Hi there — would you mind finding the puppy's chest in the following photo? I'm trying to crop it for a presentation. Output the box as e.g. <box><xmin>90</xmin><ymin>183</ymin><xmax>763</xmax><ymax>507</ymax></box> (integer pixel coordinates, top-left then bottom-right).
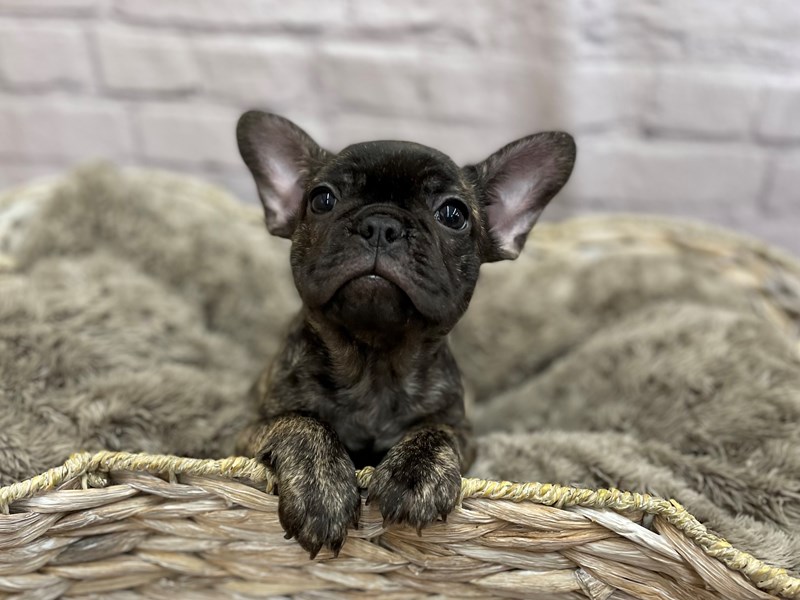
<box><xmin>320</xmin><ymin>375</ymin><xmax>424</xmax><ymax>456</ymax></box>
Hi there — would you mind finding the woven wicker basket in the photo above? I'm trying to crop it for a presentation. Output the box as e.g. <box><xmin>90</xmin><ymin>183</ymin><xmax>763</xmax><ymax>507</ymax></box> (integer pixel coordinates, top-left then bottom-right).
<box><xmin>1</xmin><ymin>173</ymin><xmax>800</xmax><ymax>600</ymax></box>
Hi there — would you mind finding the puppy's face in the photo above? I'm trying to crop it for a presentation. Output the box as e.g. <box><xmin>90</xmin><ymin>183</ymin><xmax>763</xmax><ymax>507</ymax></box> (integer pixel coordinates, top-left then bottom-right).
<box><xmin>291</xmin><ymin>141</ymin><xmax>484</xmax><ymax>338</ymax></box>
<box><xmin>237</xmin><ymin>112</ymin><xmax>576</xmax><ymax>343</ymax></box>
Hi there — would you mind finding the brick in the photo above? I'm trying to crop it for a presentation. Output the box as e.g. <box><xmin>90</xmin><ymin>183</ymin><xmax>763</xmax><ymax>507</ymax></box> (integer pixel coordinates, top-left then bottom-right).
<box><xmin>686</xmin><ymin>36</ymin><xmax>800</xmax><ymax>69</ymax></box>
<box><xmin>410</xmin><ymin>1</ymin><xmax>582</xmax><ymax>58</ymax></box>
<box><xmin>645</xmin><ymin>70</ymin><xmax>761</xmax><ymax>138</ymax></box>
<box><xmin>675</xmin><ymin>1</ymin><xmax>800</xmax><ymax>37</ymax></box>
<box><xmin>348</xmin><ymin>0</ymin><xmax>490</xmax><ymax>46</ymax></box>
<box><xmin>406</xmin><ymin>1</ymin><xmax>681</xmax><ymax>61</ymax></box>
<box><xmin>113</xmin><ymin>0</ymin><xmax>346</xmax><ymax>29</ymax></box>
<box><xmin>690</xmin><ymin>7</ymin><xmax>800</xmax><ymax>67</ymax></box>
<box><xmin>349</xmin><ymin>0</ymin><xmax>592</xmax><ymax>59</ymax></box>
<box><xmin>569</xmin><ymin>2</ymin><xmax>800</xmax><ymax>66</ymax></box>
<box><xmin>318</xmin><ymin>46</ymin><xmax>428</xmax><ymax>118</ymax></box>
<box><xmin>0</xmin><ymin>0</ymin><xmax>98</xmax><ymax>16</ymax></box>
<box><xmin>350</xmin><ymin>0</ymin><xmax>465</xmax><ymax>28</ymax></box>
<box><xmin>94</xmin><ymin>27</ymin><xmax>199</xmax><ymax>94</ymax></box>
<box><xmin>423</xmin><ymin>62</ymin><xmax>550</xmax><ymax>126</ymax></box>
<box><xmin>135</xmin><ymin>105</ymin><xmax>241</xmax><ymax>167</ymax></box>
<box><xmin>320</xmin><ymin>46</ymin><xmax>651</xmax><ymax>134</ymax></box>
<box><xmin>319</xmin><ymin>45</ymin><xmax>553</xmax><ymax>126</ymax></box>
<box><xmin>0</xmin><ymin>23</ymin><xmax>92</xmax><ymax>89</ymax></box>
<box><xmin>194</xmin><ymin>39</ymin><xmax>316</xmax><ymax>108</ymax></box>
<box><xmin>560</xmin><ymin>66</ymin><xmax>654</xmax><ymax>130</ymax></box>
<box><xmin>757</xmin><ymin>83</ymin><xmax>800</xmax><ymax>142</ymax></box>
<box><xmin>575</xmin><ymin>4</ymin><xmax>683</xmax><ymax>60</ymax></box>
<box><xmin>0</xmin><ymin>101</ymin><xmax>132</xmax><ymax>161</ymax></box>
<box><xmin>766</xmin><ymin>151</ymin><xmax>800</xmax><ymax>216</ymax></box>
<box><xmin>571</xmin><ymin>141</ymin><xmax>767</xmax><ymax>212</ymax></box>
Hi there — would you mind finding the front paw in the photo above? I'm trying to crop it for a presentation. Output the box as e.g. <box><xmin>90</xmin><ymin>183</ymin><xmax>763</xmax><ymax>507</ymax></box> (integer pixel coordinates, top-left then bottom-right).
<box><xmin>367</xmin><ymin>430</ymin><xmax>462</xmax><ymax>533</ymax></box>
<box><xmin>275</xmin><ymin>458</ymin><xmax>361</xmax><ymax>559</ymax></box>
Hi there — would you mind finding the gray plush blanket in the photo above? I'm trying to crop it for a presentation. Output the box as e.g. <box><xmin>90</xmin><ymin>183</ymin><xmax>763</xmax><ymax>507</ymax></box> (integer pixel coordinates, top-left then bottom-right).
<box><xmin>1</xmin><ymin>165</ymin><xmax>798</xmax><ymax>575</ymax></box>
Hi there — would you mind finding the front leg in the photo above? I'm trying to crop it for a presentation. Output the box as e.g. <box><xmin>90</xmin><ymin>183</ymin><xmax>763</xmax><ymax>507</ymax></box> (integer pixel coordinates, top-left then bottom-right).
<box><xmin>247</xmin><ymin>414</ymin><xmax>361</xmax><ymax>559</ymax></box>
<box><xmin>368</xmin><ymin>423</ymin><xmax>474</xmax><ymax>533</ymax></box>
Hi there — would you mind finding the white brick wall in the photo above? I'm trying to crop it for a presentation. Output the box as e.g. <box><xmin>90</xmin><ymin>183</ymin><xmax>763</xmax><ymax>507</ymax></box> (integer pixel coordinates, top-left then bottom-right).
<box><xmin>0</xmin><ymin>100</ymin><xmax>132</xmax><ymax>160</ymax></box>
<box><xmin>95</xmin><ymin>27</ymin><xmax>200</xmax><ymax>94</ymax></box>
<box><xmin>758</xmin><ymin>84</ymin><xmax>800</xmax><ymax>143</ymax></box>
<box><xmin>0</xmin><ymin>0</ymin><xmax>799</xmax><ymax>255</ymax></box>
<box><xmin>645</xmin><ymin>70</ymin><xmax>762</xmax><ymax>140</ymax></box>
<box><xmin>769</xmin><ymin>152</ymin><xmax>800</xmax><ymax>215</ymax></box>
<box><xmin>0</xmin><ymin>23</ymin><xmax>92</xmax><ymax>89</ymax></box>
<box><xmin>135</xmin><ymin>104</ymin><xmax>240</xmax><ymax>166</ymax></box>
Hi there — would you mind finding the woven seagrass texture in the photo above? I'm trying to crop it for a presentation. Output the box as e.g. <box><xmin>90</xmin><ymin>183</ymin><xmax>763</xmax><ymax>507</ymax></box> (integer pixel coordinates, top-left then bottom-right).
<box><xmin>1</xmin><ymin>171</ymin><xmax>800</xmax><ymax>599</ymax></box>
<box><xmin>1</xmin><ymin>451</ymin><xmax>797</xmax><ymax>600</ymax></box>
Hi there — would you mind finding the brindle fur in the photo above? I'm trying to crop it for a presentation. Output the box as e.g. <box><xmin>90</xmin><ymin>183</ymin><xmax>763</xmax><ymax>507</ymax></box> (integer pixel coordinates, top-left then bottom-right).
<box><xmin>236</xmin><ymin>111</ymin><xmax>575</xmax><ymax>558</ymax></box>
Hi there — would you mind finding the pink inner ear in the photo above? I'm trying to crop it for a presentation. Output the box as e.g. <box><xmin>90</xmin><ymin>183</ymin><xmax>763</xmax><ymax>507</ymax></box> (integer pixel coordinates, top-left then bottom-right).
<box><xmin>268</xmin><ymin>156</ymin><xmax>301</xmax><ymax>204</ymax></box>
<box><xmin>260</xmin><ymin>154</ymin><xmax>303</xmax><ymax>234</ymax></box>
<box><xmin>238</xmin><ymin>111</ymin><xmax>326</xmax><ymax>238</ymax></box>
<box><xmin>478</xmin><ymin>131</ymin><xmax>575</xmax><ymax>260</ymax></box>
<box><xmin>486</xmin><ymin>172</ymin><xmax>543</xmax><ymax>259</ymax></box>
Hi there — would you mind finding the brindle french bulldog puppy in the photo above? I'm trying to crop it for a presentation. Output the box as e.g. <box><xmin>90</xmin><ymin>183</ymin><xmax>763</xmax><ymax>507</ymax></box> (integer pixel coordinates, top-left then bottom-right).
<box><xmin>236</xmin><ymin>111</ymin><xmax>575</xmax><ymax>558</ymax></box>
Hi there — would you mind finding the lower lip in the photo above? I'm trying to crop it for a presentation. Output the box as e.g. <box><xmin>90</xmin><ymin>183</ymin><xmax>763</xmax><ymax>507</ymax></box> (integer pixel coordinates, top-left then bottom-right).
<box><xmin>354</xmin><ymin>274</ymin><xmax>393</xmax><ymax>287</ymax></box>
<box><xmin>342</xmin><ymin>273</ymin><xmax>398</xmax><ymax>294</ymax></box>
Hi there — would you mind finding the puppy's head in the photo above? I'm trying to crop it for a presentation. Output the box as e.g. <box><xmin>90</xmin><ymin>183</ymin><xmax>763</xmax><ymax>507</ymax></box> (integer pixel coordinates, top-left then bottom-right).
<box><xmin>238</xmin><ymin>111</ymin><xmax>575</xmax><ymax>343</ymax></box>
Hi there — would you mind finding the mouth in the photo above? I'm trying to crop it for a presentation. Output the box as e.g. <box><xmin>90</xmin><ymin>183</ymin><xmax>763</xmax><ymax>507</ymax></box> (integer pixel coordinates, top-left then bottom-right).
<box><xmin>342</xmin><ymin>273</ymin><xmax>400</xmax><ymax>296</ymax></box>
<box><xmin>351</xmin><ymin>263</ymin><xmax>405</xmax><ymax>288</ymax></box>
<box><xmin>315</xmin><ymin>256</ymin><xmax>416</xmax><ymax>307</ymax></box>
<box><xmin>333</xmin><ymin>267</ymin><xmax>413</xmax><ymax>309</ymax></box>
<box><xmin>324</xmin><ymin>270</ymin><xmax>416</xmax><ymax>334</ymax></box>
<box><xmin>360</xmin><ymin>273</ymin><xmax>390</xmax><ymax>284</ymax></box>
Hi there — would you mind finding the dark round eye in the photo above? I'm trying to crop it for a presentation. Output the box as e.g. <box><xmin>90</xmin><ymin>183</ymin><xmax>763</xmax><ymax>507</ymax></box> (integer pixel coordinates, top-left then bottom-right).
<box><xmin>434</xmin><ymin>200</ymin><xmax>469</xmax><ymax>230</ymax></box>
<box><xmin>309</xmin><ymin>188</ymin><xmax>336</xmax><ymax>214</ymax></box>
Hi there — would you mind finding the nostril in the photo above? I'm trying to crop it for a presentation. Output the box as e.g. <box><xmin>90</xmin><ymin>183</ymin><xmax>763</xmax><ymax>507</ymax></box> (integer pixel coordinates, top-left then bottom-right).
<box><xmin>384</xmin><ymin>226</ymin><xmax>398</xmax><ymax>243</ymax></box>
<box><xmin>358</xmin><ymin>221</ymin><xmax>375</xmax><ymax>240</ymax></box>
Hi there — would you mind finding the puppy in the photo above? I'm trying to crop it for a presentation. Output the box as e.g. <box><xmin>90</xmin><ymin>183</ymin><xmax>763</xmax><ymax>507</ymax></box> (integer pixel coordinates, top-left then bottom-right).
<box><xmin>236</xmin><ymin>111</ymin><xmax>575</xmax><ymax>558</ymax></box>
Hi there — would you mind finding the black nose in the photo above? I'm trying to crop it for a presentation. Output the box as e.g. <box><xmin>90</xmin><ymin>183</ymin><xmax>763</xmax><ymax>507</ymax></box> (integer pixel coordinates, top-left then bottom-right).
<box><xmin>358</xmin><ymin>215</ymin><xmax>403</xmax><ymax>248</ymax></box>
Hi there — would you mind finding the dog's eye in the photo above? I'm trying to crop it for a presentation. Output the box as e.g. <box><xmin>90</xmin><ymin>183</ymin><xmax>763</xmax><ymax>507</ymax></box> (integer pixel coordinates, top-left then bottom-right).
<box><xmin>309</xmin><ymin>189</ymin><xmax>336</xmax><ymax>214</ymax></box>
<box><xmin>434</xmin><ymin>200</ymin><xmax>469</xmax><ymax>230</ymax></box>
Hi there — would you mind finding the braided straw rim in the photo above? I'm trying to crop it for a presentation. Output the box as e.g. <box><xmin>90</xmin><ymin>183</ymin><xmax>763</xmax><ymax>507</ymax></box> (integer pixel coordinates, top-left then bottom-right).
<box><xmin>1</xmin><ymin>451</ymin><xmax>797</xmax><ymax>598</ymax></box>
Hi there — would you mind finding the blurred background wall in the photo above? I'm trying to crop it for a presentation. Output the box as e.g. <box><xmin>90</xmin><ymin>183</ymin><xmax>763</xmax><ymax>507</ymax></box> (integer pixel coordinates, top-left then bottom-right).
<box><xmin>0</xmin><ymin>1</ymin><xmax>798</xmax><ymax>254</ymax></box>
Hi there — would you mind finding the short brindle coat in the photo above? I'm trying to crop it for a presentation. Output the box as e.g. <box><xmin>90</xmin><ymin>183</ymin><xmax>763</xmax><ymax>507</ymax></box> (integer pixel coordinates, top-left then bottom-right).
<box><xmin>236</xmin><ymin>112</ymin><xmax>575</xmax><ymax>557</ymax></box>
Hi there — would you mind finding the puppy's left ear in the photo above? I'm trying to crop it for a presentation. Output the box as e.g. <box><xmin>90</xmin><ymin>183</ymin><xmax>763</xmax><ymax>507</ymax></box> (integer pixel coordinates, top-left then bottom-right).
<box><xmin>237</xmin><ymin>111</ymin><xmax>330</xmax><ymax>238</ymax></box>
<box><xmin>470</xmin><ymin>132</ymin><xmax>576</xmax><ymax>262</ymax></box>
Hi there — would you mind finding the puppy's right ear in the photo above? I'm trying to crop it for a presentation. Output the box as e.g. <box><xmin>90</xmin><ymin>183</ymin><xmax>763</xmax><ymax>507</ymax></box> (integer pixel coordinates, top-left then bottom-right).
<box><xmin>237</xmin><ymin>111</ymin><xmax>330</xmax><ymax>238</ymax></box>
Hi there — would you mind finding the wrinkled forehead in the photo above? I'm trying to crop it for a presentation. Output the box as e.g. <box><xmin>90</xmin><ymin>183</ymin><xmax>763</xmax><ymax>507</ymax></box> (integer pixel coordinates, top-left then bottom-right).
<box><xmin>315</xmin><ymin>141</ymin><xmax>469</xmax><ymax>202</ymax></box>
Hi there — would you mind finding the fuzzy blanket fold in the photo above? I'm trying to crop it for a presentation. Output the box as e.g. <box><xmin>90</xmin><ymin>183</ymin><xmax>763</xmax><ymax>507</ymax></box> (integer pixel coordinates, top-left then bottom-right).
<box><xmin>1</xmin><ymin>165</ymin><xmax>798</xmax><ymax>574</ymax></box>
